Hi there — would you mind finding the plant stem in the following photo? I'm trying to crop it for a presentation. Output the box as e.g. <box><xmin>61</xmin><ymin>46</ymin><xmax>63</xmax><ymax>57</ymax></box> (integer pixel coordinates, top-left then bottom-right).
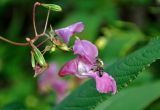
<box><xmin>32</xmin><ymin>33</ymin><xmax>45</xmax><ymax>43</ymax></box>
<box><xmin>37</xmin><ymin>37</ymin><xmax>50</xmax><ymax>47</ymax></box>
<box><xmin>0</xmin><ymin>2</ymin><xmax>51</xmax><ymax>47</ymax></box>
<box><xmin>33</xmin><ymin>2</ymin><xmax>41</xmax><ymax>36</ymax></box>
<box><xmin>0</xmin><ymin>36</ymin><xmax>29</xmax><ymax>46</ymax></box>
<box><xmin>43</xmin><ymin>10</ymin><xmax>50</xmax><ymax>34</ymax></box>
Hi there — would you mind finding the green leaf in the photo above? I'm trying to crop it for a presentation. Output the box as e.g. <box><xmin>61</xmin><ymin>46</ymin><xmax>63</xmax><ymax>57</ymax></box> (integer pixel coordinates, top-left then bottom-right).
<box><xmin>95</xmin><ymin>81</ymin><xmax>160</xmax><ymax>110</ymax></box>
<box><xmin>41</xmin><ymin>4</ymin><xmax>62</xmax><ymax>12</ymax></box>
<box><xmin>54</xmin><ymin>39</ymin><xmax>160</xmax><ymax>110</ymax></box>
<box><xmin>146</xmin><ymin>98</ymin><xmax>160</xmax><ymax>110</ymax></box>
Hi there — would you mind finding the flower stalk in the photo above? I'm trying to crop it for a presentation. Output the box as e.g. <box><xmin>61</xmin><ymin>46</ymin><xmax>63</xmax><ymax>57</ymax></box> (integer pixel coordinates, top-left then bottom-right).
<box><xmin>0</xmin><ymin>36</ymin><xmax>29</xmax><ymax>46</ymax></box>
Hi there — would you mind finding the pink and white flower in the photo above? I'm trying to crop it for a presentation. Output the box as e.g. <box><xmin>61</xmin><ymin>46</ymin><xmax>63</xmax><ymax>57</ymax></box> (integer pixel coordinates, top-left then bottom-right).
<box><xmin>59</xmin><ymin>39</ymin><xmax>117</xmax><ymax>94</ymax></box>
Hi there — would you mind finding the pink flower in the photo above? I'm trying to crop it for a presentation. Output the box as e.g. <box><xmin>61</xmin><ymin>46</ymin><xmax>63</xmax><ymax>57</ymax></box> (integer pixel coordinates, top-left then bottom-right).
<box><xmin>55</xmin><ymin>22</ymin><xmax>84</xmax><ymax>44</ymax></box>
<box><xmin>59</xmin><ymin>39</ymin><xmax>117</xmax><ymax>94</ymax></box>
<box><xmin>38</xmin><ymin>63</ymin><xmax>68</xmax><ymax>103</ymax></box>
<box><xmin>34</xmin><ymin>64</ymin><xmax>48</xmax><ymax>77</ymax></box>
<box><xmin>35</xmin><ymin>64</ymin><xmax>43</xmax><ymax>77</ymax></box>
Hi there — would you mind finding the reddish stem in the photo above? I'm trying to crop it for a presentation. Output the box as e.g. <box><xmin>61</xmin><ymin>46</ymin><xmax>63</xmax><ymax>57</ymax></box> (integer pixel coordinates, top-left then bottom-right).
<box><xmin>43</xmin><ymin>10</ymin><xmax>50</xmax><ymax>34</ymax></box>
<box><xmin>33</xmin><ymin>2</ymin><xmax>41</xmax><ymax>36</ymax></box>
<box><xmin>0</xmin><ymin>2</ymin><xmax>51</xmax><ymax>47</ymax></box>
<box><xmin>0</xmin><ymin>36</ymin><xmax>29</xmax><ymax>46</ymax></box>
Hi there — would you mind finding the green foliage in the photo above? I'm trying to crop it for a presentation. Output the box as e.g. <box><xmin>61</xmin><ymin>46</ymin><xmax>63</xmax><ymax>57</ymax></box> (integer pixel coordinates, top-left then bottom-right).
<box><xmin>101</xmin><ymin>21</ymin><xmax>145</xmax><ymax>64</ymax></box>
<box><xmin>54</xmin><ymin>39</ymin><xmax>160</xmax><ymax>110</ymax></box>
<box><xmin>146</xmin><ymin>98</ymin><xmax>160</xmax><ymax>110</ymax></box>
<box><xmin>95</xmin><ymin>81</ymin><xmax>160</xmax><ymax>110</ymax></box>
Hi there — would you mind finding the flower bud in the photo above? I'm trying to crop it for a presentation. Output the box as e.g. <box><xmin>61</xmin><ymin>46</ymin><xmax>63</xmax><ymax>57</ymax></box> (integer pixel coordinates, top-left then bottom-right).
<box><xmin>41</xmin><ymin>4</ymin><xmax>62</xmax><ymax>12</ymax></box>
<box><xmin>50</xmin><ymin>45</ymin><xmax>56</xmax><ymax>52</ymax></box>
<box><xmin>58</xmin><ymin>43</ymin><xmax>71</xmax><ymax>51</ymax></box>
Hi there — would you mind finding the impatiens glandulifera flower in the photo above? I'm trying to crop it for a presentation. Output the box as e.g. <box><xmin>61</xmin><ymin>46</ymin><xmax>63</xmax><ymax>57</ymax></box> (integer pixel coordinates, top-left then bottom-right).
<box><xmin>55</xmin><ymin>22</ymin><xmax>84</xmax><ymax>44</ymax></box>
<box><xmin>38</xmin><ymin>63</ymin><xmax>69</xmax><ymax>103</ymax></box>
<box><xmin>59</xmin><ymin>39</ymin><xmax>117</xmax><ymax>94</ymax></box>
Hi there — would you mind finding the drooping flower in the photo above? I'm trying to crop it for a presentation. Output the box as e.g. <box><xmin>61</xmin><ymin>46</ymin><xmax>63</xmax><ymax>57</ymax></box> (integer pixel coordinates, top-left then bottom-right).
<box><xmin>34</xmin><ymin>64</ymin><xmax>46</xmax><ymax>77</ymax></box>
<box><xmin>59</xmin><ymin>39</ymin><xmax>117</xmax><ymax>94</ymax></box>
<box><xmin>55</xmin><ymin>22</ymin><xmax>84</xmax><ymax>44</ymax></box>
<box><xmin>38</xmin><ymin>63</ymin><xmax>69</xmax><ymax>103</ymax></box>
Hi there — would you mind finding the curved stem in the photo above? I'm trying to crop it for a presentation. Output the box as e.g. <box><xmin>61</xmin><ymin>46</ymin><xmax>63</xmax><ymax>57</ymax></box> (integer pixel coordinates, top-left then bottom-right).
<box><xmin>43</xmin><ymin>10</ymin><xmax>50</xmax><ymax>34</ymax></box>
<box><xmin>0</xmin><ymin>2</ymin><xmax>51</xmax><ymax>47</ymax></box>
<box><xmin>33</xmin><ymin>2</ymin><xmax>41</xmax><ymax>36</ymax></box>
<box><xmin>0</xmin><ymin>36</ymin><xmax>29</xmax><ymax>46</ymax></box>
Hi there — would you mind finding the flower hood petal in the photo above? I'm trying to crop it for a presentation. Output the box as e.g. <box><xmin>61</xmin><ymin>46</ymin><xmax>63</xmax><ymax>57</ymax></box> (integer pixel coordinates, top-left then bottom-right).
<box><xmin>55</xmin><ymin>22</ymin><xmax>84</xmax><ymax>43</ymax></box>
<box><xmin>58</xmin><ymin>59</ymin><xmax>78</xmax><ymax>77</ymax></box>
<box><xmin>39</xmin><ymin>63</ymin><xmax>57</xmax><ymax>82</ymax></box>
<box><xmin>73</xmin><ymin>39</ymin><xmax>98</xmax><ymax>64</ymax></box>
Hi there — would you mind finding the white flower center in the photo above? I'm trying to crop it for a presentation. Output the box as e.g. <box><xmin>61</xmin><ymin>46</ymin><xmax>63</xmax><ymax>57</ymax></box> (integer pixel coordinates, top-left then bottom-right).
<box><xmin>77</xmin><ymin>61</ymin><xmax>90</xmax><ymax>78</ymax></box>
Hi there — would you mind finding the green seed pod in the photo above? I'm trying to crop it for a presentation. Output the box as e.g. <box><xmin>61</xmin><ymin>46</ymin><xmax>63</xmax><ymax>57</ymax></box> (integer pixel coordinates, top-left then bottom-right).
<box><xmin>31</xmin><ymin>51</ymin><xmax>36</xmax><ymax>68</ymax></box>
<box><xmin>41</xmin><ymin>4</ymin><xmax>62</xmax><ymax>12</ymax></box>
<box><xmin>30</xmin><ymin>43</ymin><xmax>47</xmax><ymax>67</ymax></box>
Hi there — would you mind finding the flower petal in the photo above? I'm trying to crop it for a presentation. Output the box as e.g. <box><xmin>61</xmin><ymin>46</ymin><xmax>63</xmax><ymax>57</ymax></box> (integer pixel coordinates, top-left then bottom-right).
<box><xmin>39</xmin><ymin>63</ymin><xmax>57</xmax><ymax>82</ymax></box>
<box><xmin>70</xmin><ymin>22</ymin><xmax>84</xmax><ymax>32</ymax></box>
<box><xmin>38</xmin><ymin>63</ymin><xmax>69</xmax><ymax>101</ymax></box>
<box><xmin>55</xmin><ymin>28</ymin><xmax>72</xmax><ymax>43</ymax></box>
<box><xmin>58</xmin><ymin>59</ymin><xmax>78</xmax><ymax>77</ymax></box>
<box><xmin>34</xmin><ymin>64</ymin><xmax>47</xmax><ymax>77</ymax></box>
<box><xmin>90</xmin><ymin>72</ymin><xmax>117</xmax><ymax>94</ymax></box>
<box><xmin>53</xmin><ymin>80</ymin><xmax>68</xmax><ymax>103</ymax></box>
<box><xmin>38</xmin><ymin>63</ymin><xmax>58</xmax><ymax>92</ymax></box>
<box><xmin>40</xmin><ymin>79</ymin><xmax>68</xmax><ymax>103</ymax></box>
<box><xmin>76</xmin><ymin>58</ymin><xmax>94</xmax><ymax>78</ymax></box>
<box><xmin>52</xmin><ymin>80</ymin><xmax>68</xmax><ymax>94</ymax></box>
<box><xmin>46</xmin><ymin>63</ymin><xmax>57</xmax><ymax>75</ymax></box>
<box><xmin>55</xmin><ymin>22</ymin><xmax>84</xmax><ymax>43</ymax></box>
<box><xmin>73</xmin><ymin>39</ymin><xmax>98</xmax><ymax>64</ymax></box>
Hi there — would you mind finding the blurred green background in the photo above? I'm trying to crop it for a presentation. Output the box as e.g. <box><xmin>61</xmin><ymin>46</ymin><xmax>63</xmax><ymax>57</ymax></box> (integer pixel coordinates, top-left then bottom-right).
<box><xmin>0</xmin><ymin>0</ymin><xmax>160</xmax><ymax>110</ymax></box>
